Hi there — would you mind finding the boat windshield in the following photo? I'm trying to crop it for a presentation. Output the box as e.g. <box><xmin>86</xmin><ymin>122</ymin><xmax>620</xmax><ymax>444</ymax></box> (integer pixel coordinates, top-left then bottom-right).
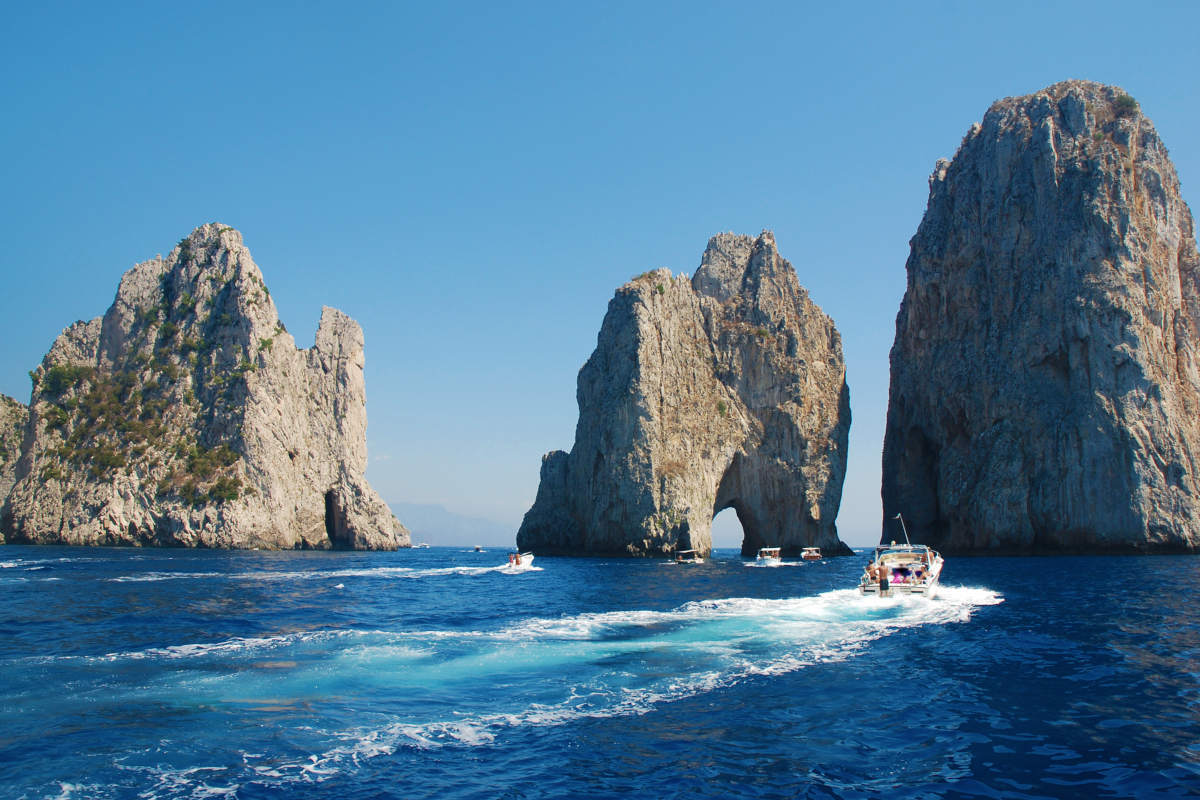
<box><xmin>873</xmin><ymin>545</ymin><xmax>937</xmax><ymax>561</ymax></box>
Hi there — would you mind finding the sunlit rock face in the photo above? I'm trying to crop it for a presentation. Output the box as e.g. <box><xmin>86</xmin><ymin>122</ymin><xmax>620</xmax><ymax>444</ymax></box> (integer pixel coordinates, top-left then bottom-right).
<box><xmin>518</xmin><ymin>231</ymin><xmax>851</xmax><ymax>557</ymax></box>
<box><xmin>883</xmin><ymin>80</ymin><xmax>1200</xmax><ymax>554</ymax></box>
<box><xmin>2</xmin><ymin>224</ymin><xmax>408</xmax><ymax>549</ymax></box>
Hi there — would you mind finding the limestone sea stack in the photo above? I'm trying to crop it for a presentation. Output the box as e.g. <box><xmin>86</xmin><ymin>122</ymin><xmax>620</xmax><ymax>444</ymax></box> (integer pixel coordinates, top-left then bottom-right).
<box><xmin>883</xmin><ymin>80</ymin><xmax>1200</xmax><ymax>553</ymax></box>
<box><xmin>0</xmin><ymin>395</ymin><xmax>28</xmax><ymax>539</ymax></box>
<box><xmin>518</xmin><ymin>231</ymin><xmax>851</xmax><ymax>557</ymax></box>
<box><xmin>2</xmin><ymin>224</ymin><xmax>408</xmax><ymax>549</ymax></box>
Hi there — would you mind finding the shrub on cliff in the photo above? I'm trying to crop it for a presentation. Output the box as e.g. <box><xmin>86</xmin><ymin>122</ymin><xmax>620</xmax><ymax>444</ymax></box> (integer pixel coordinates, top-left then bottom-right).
<box><xmin>1114</xmin><ymin>93</ymin><xmax>1139</xmax><ymax>118</ymax></box>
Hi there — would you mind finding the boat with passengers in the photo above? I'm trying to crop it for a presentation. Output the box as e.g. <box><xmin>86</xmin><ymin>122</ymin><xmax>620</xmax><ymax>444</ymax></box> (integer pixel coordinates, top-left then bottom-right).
<box><xmin>506</xmin><ymin>552</ymin><xmax>535</xmax><ymax>569</ymax></box>
<box><xmin>755</xmin><ymin>546</ymin><xmax>782</xmax><ymax>565</ymax></box>
<box><xmin>858</xmin><ymin>515</ymin><xmax>944</xmax><ymax>597</ymax></box>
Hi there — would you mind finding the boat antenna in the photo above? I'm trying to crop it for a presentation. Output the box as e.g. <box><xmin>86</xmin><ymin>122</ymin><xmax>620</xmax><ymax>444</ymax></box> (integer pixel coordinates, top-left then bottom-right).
<box><xmin>893</xmin><ymin>513</ymin><xmax>911</xmax><ymax>546</ymax></box>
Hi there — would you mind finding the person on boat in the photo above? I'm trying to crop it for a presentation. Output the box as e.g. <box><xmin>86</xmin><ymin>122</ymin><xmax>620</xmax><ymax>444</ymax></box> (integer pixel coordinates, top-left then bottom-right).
<box><xmin>879</xmin><ymin>566</ymin><xmax>890</xmax><ymax>595</ymax></box>
<box><xmin>507</xmin><ymin>553</ymin><xmax>515</xmax><ymax>567</ymax></box>
<box><xmin>514</xmin><ymin>553</ymin><xmax>522</xmax><ymax>566</ymax></box>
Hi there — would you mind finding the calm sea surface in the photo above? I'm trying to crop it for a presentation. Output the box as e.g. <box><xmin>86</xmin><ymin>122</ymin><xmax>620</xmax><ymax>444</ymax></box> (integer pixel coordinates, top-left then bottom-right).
<box><xmin>0</xmin><ymin>545</ymin><xmax>1197</xmax><ymax>799</ymax></box>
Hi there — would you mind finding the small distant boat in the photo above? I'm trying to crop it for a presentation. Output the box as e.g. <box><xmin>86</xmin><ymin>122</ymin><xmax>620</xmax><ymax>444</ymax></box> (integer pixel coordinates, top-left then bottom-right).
<box><xmin>675</xmin><ymin>549</ymin><xmax>703</xmax><ymax>564</ymax></box>
<box><xmin>473</xmin><ymin>545</ymin><xmax>483</xmax><ymax>552</ymax></box>
<box><xmin>414</xmin><ymin>542</ymin><xmax>431</xmax><ymax>549</ymax></box>
<box><xmin>801</xmin><ymin>547</ymin><xmax>822</xmax><ymax>561</ymax></box>
<box><xmin>755</xmin><ymin>547</ymin><xmax>782</xmax><ymax>565</ymax></box>
<box><xmin>505</xmin><ymin>552</ymin><xmax>535</xmax><ymax>569</ymax></box>
<box><xmin>859</xmin><ymin>515</ymin><xmax>944</xmax><ymax>597</ymax></box>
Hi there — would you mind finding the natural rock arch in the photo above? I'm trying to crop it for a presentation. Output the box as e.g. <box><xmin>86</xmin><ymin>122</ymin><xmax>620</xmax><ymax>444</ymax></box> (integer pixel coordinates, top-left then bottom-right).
<box><xmin>518</xmin><ymin>232</ymin><xmax>852</xmax><ymax>557</ymax></box>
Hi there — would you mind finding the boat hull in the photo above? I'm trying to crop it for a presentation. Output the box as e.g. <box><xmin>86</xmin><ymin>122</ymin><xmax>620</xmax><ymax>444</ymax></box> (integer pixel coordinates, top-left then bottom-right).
<box><xmin>859</xmin><ymin>576</ymin><xmax>940</xmax><ymax>598</ymax></box>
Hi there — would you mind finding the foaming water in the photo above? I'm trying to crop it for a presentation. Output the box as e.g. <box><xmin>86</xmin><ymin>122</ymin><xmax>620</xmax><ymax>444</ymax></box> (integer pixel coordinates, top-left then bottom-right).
<box><xmin>107</xmin><ymin>563</ymin><xmax>543</xmax><ymax>583</ymax></box>
<box><xmin>1</xmin><ymin>546</ymin><xmax>1196</xmax><ymax>799</ymax></box>
<box><xmin>245</xmin><ymin>586</ymin><xmax>1004</xmax><ymax>784</ymax></box>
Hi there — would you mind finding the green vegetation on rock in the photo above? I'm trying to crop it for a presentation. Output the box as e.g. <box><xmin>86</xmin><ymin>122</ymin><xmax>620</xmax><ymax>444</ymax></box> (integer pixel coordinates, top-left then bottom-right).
<box><xmin>1114</xmin><ymin>93</ymin><xmax>1139</xmax><ymax>118</ymax></box>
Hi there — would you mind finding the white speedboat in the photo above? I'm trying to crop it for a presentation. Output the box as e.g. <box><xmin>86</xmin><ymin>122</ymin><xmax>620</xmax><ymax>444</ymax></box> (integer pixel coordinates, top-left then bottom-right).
<box><xmin>801</xmin><ymin>547</ymin><xmax>822</xmax><ymax>561</ymax></box>
<box><xmin>755</xmin><ymin>546</ymin><xmax>782</xmax><ymax>565</ymax></box>
<box><xmin>505</xmin><ymin>552</ymin><xmax>535</xmax><ymax>569</ymax></box>
<box><xmin>675</xmin><ymin>549</ymin><xmax>704</xmax><ymax>564</ymax></box>
<box><xmin>859</xmin><ymin>540</ymin><xmax>944</xmax><ymax>597</ymax></box>
<box><xmin>860</xmin><ymin>514</ymin><xmax>944</xmax><ymax>597</ymax></box>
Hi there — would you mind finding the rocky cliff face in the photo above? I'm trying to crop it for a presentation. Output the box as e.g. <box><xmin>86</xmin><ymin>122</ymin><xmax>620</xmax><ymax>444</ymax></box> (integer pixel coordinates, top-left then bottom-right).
<box><xmin>2</xmin><ymin>224</ymin><xmax>408</xmax><ymax>549</ymax></box>
<box><xmin>883</xmin><ymin>80</ymin><xmax>1200</xmax><ymax>553</ymax></box>
<box><xmin>0</xmin><ymin>395</ymin><xmax>28</xmax><ymax>539</ymax></box>
<box><xmin>518</xmin><ymin>232</ymin><xmax>851</xmax><ymax>557</ymax></box>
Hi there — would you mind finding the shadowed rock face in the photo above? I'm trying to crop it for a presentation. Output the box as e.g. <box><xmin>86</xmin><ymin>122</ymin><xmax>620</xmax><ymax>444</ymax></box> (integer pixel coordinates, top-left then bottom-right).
<box><xmin>2</xmin><ymin>224</ymin><xmax>408</xmax><ymax>549</ymax></box>
<box><xmin>883</xmin><ymin>80</ymin><xmax>1200</xmax><ymax>554</ymax></box>
<box><xmin>0</xmin><ymin>395</ymin><xmax>28</xmax><ymax>541</ymax></box>
<box><xmin>518</xmin><ymin>231</ymin><xmax>851</xmax><ymax>557</ymax></box>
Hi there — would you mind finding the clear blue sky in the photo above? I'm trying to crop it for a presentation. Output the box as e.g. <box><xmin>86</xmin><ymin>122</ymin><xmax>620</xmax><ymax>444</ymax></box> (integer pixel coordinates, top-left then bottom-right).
<box><xmin>2</xmin><ymin>1</ymin><xmax>1198</xmax><ymax>547</ymax></box>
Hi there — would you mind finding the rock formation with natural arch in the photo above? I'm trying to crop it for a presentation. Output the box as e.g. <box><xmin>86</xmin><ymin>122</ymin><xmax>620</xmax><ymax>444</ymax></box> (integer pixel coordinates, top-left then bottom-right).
<box><xmin>517</xmin><ymin>231</ymin><xmax>851</xmax><ymax>557</ymax></box>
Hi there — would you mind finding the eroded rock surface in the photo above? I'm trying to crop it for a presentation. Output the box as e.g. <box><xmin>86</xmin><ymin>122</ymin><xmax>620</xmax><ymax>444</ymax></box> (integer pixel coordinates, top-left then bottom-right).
<box><xmin>883</xmin><ymin>80</ymin><xmax>1200</xmax><ymax>553</ymax></box>
<box><xmin>518</xmin><ymin>232</ymin><xmax>851</xmax><ymax>557</ymax></box>
<box><xmin>0</xmin><ymin>395</ymin><xmax>28</xmax><ymax>539</ymax></box>
<box><xmin>2</xmin><ymin>224</ymin><xmax>408</xmax><ymax>549</ymax></box>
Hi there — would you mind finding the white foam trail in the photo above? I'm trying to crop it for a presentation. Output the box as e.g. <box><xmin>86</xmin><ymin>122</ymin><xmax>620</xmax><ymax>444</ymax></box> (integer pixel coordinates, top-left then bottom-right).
<box><xmin>48</xmin><ymin>586</ymin><xmax>1005</xmax><ymax>790</ymax></box>
<box><xmin>86</xmin><ymin>629</ymin><xmax>371</xmax><ymax>663</ymax></box>
<box><xmin>241</xmin><ymin>586</ymin><xmax>1004</xmax><ymax>784</ymax></box>
<box><xmin>108</xmin><ymin>571</ymin><xmax>224</xmax><ymax>583</ymax></box>
<box><xmin>105</xmin><ymin>563</ymin><xmax>536</xmax><ymax>583</ymax></box>
<box><xmin>118</xmin><ymin>765</ymin><xmax>239</xmax><ymax>799</ymax></box>
<box><xmin>47</xmin><ymin>586</ymin><xmax>1000</xmax><ymax>671</ymax></box>
<box><xmin>2</xmin><ymin>557</ymin><xmax>100</xmax><ymax>568</ymax></box>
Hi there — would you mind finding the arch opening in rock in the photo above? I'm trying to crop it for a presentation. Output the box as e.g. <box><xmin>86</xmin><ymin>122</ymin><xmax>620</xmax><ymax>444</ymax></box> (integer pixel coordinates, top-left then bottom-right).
<box><xmin>324</xmin><ymin>489</ymin><xmax>349</xmax><ymax>550</ymax></box>
<box><xmin>710</xmin><ymin>506</ymin><xmax>745</xmax><ymax>552</ymax></box>
<box><xmin>713</xmin><ymin>500</ymin><xmax>767</xmax><ymax>558</ymax></box>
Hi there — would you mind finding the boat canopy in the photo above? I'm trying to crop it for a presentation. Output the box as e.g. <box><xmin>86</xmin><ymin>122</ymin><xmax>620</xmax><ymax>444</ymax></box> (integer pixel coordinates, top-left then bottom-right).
<box><xmin>870</xmin><ymin>543</ymin><xmax>939</xmax><ymax>561</ymax></box>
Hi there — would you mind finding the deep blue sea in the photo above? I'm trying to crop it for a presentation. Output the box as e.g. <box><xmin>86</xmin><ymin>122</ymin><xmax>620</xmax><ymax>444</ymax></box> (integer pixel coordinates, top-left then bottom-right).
<box><xmin>1</xmin><ymin>546</ymin><xmax>1198</xmax><ymax>799</ymax></box>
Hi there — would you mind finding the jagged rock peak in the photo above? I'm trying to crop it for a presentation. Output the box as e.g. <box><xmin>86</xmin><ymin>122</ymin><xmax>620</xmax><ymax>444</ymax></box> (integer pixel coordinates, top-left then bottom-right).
<box><xmin>883</xmin><ymin>81</ymin><xmax>1200</xmax><ymax>554</ymax></box>
<box><xmin>2</xmin><ymin>224</ymin><xmax>409</xmax><ymax>550</ymax></box>
<box><xmin>518</xmin><ymin>231</ymin><xmax>851</xmax><ymax>558</ymax></box>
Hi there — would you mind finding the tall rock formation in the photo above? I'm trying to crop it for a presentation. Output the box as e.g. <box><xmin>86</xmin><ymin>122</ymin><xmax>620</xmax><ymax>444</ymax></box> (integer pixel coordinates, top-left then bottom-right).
<box><xmin>0</xmin><ymin>395</ymin><xmax>29</xmax><ymax>540</ymax></box>
<box><xmin>518</xmin><ymin>231</ymin><xmax>851</xmax><ymax>557</ymax></box>
<box><xmin>883</xmin><ymin>80</ymin><xmax>1200</xmax><ymax>553</ymax></box>
<box><xmin>2</xmin><ymin>224</ymin><xmax>408</xmax><ymax>549</ymax></box>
